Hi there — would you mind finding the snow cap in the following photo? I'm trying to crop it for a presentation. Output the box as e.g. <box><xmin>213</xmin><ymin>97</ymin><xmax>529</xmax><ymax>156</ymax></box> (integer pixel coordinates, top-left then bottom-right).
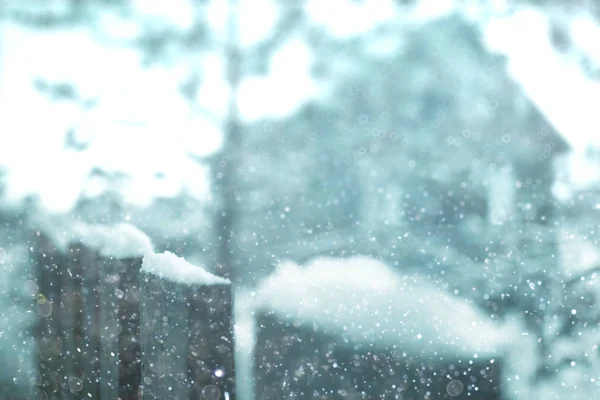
<box><xmin>142</xmin><ymin>250</ymin><xmax>230</xmax><ymax>286</ymax></box>
<box><xmin>255</xmin><ymin>256</ymin><xmax>506</xmax><ymax>359</ymax></box>
<box><xmin>74</xmin><ymin>222</ymin><xmax>154</xmax><ymax>258</ymax></box>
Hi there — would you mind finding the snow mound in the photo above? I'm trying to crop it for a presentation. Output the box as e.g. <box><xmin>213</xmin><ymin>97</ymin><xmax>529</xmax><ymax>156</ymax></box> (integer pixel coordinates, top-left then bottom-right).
<box><xmin>142</xmin><ymin>251</ymin><xmax>230</xmax><ymax>286</ymax></box>
<box><xmin>254</xmin><ymin>256</ymin><xmax>506</xmax><ymax>359</ymax></box>
<box><xmin>74</xmin><ymin>222</ymin><xmax>154</xmax><ymax>259</ymax></box>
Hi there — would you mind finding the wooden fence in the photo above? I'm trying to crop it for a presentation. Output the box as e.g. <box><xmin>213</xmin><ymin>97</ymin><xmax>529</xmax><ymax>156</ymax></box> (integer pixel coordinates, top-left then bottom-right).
<box><xmin>27</xmin><ymin>227</ymin><xmax>516</xmax><ymax>400</ymax></box>
<box><xmin>31</xmin><ymin>231</ymin><xmax>235</xmax><ymax>400</ymax></box>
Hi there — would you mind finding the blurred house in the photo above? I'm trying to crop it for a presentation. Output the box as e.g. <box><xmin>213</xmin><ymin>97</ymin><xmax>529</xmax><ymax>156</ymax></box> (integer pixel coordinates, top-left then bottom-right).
<box><xmin>234</xmin><ymin>14</ymin><xmax>570</xmax><ymax>291</ymax></box>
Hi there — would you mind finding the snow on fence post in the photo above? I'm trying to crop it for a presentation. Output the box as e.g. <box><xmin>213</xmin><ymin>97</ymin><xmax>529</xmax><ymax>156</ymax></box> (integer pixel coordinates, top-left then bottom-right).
<box><xmin>251</xmin><ymin>257</ymin><xmax>535</xmax><ymax>399</ymax></box>
<box><xmin>140</xmin><ymin>251</ymin><xmax>233</xmax><ymax>400</ymax></box>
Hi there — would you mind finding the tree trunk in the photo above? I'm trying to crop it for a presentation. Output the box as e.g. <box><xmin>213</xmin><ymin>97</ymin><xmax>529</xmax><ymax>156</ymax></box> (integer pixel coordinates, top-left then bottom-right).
<box><xmin>213</xmin><ymin>0</ymin><xmax>242</xmax><ymax>283</ymax></box>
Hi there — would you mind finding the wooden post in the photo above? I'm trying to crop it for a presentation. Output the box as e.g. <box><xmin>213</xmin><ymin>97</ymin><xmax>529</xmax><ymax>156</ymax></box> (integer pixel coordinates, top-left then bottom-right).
<box><xmin>140</xmin><ymin>272</ymin><xmax>189</xmax><ymax>399</ymax></box>
<box><xmin>187</xmin><ymin>285</ymin><xmax>235</xmax><ymax>399</ymax></box>
<box><xmin>75</xmin><ymin>244</ymin><xmax>101</xmax><ymax>399</ymax></box>
<box><xmin>31</xmin><ymin>223</ymin><xmax>150</xmax><ymax>399</ymax></box>
<box><xmin>68</xmin><ymin>244</ymin><xmax>144</xmax><ymax>399</ymax></box>
<box><xmin>254</xmin><ymin>312</ymin><xmax>503</xmax><ymax>399</ymax></box>
<box><xmin>33</xmin><ymin>233</ymin><xmax>69</xmax><ymax>399</ymax></box>
<box><xmin>118</xmin><ymin>257</ymin><xmax>143</xmax><ymax>400</ymax></box>
<box><xmin>59</xmin><ymin>242</ymin><xmax>79</xmax><ymax>399</ymax></box>
<box><xmin>97</xmin><ymin>257</ymin><xmax>121</xmax><ymax>399</ymax></box>
<box><xmin>140</xmin><ymin>253</ymin><xmax>234</xmax><ymax>399</ymax></box>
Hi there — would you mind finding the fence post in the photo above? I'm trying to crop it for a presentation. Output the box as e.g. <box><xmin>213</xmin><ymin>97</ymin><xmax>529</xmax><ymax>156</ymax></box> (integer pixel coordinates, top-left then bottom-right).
<box><xmin>59</xmin><ymin>243</ymin><xmax>78</xmax><ymax>399</ymax></box>
<box><xmin>32</xmin><ymin>222</ymin><xmax>150</xmax><ymax>399</ymax></box>
<box><xmin>117</xmin><ymin>256</ymin><xmax>143</xmax><ymax>400</ymax></box>
<box><xmin>33</xmin><ymin>232</ymin><xmax>74</xmax><ymax>399</ymax></box>
<box><xmin>97</xmin><ymin>257</ymin><xmax>121</xmax><ymax>399</ymax></box>
<box><xmin>187</xmin><ymin>284</ymin><xmax>236</xmax><ymax>398</ymax></box>
<box><xmin>140</xmin><ymin>251</ymin><xmax>233</xmax><ymax>400</ymax></box>
<box><xmin>74</xmin><ymin>243</ymin><xmax>101</xmax><ymax>399</ymax></box>
<box><xmin>140</xmin><ymin>272</ymin><xmax>188</xmax><ymax>399</ymax></box>
<box><xmin>68</xmin><ymin>243</ymin><xmax>144</xmax><ymax>399</ymax></box>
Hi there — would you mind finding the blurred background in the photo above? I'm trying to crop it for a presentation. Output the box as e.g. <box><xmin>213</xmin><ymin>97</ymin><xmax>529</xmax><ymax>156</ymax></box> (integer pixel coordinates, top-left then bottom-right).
<box><xmin>1</xmin><ymin>0</ymin><xmax>600</xmax><ymax>399</ymax></box>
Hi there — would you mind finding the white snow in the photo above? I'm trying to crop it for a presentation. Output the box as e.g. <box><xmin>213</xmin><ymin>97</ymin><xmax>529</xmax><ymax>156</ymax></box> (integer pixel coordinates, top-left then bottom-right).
<box><xmin>483</xmin><ymin>9</ymin><xmax>600</xmax><ymax>197</ymax></box>
<box><xmin>27</xmin><ymin>215</ymin><xmax>155</xmax><ymax>257</ymax></box>
<box><xmin>202</xmin><ymin>0</ymin><xmax>322</xmax><ymax>124</ymax></box>
<box><xmin>1</xmin><ymin>2</ymin><xmax>599</xmax><ymax>211</ymax></box>
<box><xmin>0</xmin><ymin>21</ymin><xmax>218</xmax><ymax>213</ymax></box>
<box><xmin>237</xmin><ymin>36</ymin><xmax>322</xmax><ymax>123</ymax></box>
<box><xmin>202</xmin><ymin>0</ymin><xmax>228</xmax><ymax>43</ymax></box>
<box><xmin>74</xmin><ymin>222</ymin><xmax>154</xmax><ymax>259</ymax></box>
<box><xmin>251</xmin><ymin>256</ymin><xmax>538</xmax><ymax>400</ymax></box>
<box><xmin>142</xmin><ymin>251</ymin><xmax>230</xmax><ymax>286</ymax></box>
<box><xmin>194</xmin><ymin>50</ymin><xmax>230</xmax><ymax>122</ymax></box>
<box><xmin>484</xmin><ymin>10</ymin><xmax>600</xmax><ymax>151</ymax></box>
<box><xmin>570</xmin><ymin>13</ymin><xmax>600</xmax><ymax>70</ymax></box>
<box><xmin>238</xmin><ymin>0</ymin><xmax>280</xmax><ymax>49</ymax></box>
<box><xmin>255</xmin><ymin>256</ymin><xmax>508</xmax><ymax>358</ymax></box>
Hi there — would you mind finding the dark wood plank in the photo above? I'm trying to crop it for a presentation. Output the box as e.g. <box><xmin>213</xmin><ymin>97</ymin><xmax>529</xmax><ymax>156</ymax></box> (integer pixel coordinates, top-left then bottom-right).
<box><xmin>254</xmin><ymin>312</ymin><xmax>503</xmax><ymax>400</ymax></box>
